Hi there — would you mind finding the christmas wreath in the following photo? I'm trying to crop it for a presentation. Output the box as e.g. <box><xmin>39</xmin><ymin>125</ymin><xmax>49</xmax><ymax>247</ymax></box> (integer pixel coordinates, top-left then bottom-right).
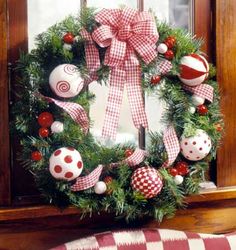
<box><xmin>12</xmin><ymin>7</ymin><xmax>223</xmax><ymax>222</ymax></box>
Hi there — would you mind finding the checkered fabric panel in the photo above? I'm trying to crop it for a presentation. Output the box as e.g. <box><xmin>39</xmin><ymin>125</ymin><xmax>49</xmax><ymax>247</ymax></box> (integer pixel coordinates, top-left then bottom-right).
<box><xmin>182</xmin><ymin>84</ymin><xmax>214</xmax><ymax>103</ymax></box>
<box><xmin>124</xmin><ymin>148</ymin><xmax>147</xmax><ymax>167</ymax></box>
<box><xmin>50</xmin><ymin>229</ymin><xmax>236</xmax><ymax>250</ymax></box>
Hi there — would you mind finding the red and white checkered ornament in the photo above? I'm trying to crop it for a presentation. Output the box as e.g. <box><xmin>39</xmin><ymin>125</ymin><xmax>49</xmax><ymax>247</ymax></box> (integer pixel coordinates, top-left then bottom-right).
<box><xmin>180</xmin><ymin>129</ymin><xmax>212</xmax><ymax>161</ymax></box>
<box><xmin>49</xmin><ymin>147</ymin><xmax>83</xmax><ymax>181</ymax></box>
<box><xmin>49</xmin><ymin>64</ymin><xmax>84</xmax><ymax>98</ymax></box>
<box><xmin>131</xmin><ymin>166</ymin><xmax>163</xmax><ymax>199</ymax></box>
<box><xmin>179</xmin><ymin>54</ymin><xmax>209</xmax><ymax>86</ymax></box>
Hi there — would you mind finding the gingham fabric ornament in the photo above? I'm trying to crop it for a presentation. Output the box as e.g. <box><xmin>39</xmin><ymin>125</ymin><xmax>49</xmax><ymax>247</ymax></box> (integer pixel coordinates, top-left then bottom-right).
<box><xmin>179</xmin><ymin>54</ymin><xmax>209</xmax><ymax>86</ymax></box>
<box><xmin>71</xmin><ymin>165</ymin><xmax>103</xmax><ymax>192</ymax></box>
<box><xmin>49</xmin><ymin>64</ymin><xmax>84</xmax><ymax>98</ymax></box>
<box><xmin>49</xmin><ymin>147</ymin><xmax>83</xmax><ymax>181</ymax></box>
<box><xmin>180</xmin><ymin>129</ymin><xmax>212</xmax><ymax>161</ymax></box>
<box><xmin>131</xmin><ymin>166</ymin><xmax>163</xmax><ymax>199</ymax></box>
<box><xmin>92</xmin><ymin>7</ymin><xmax>159</xmax><ymax>139</ymax></box>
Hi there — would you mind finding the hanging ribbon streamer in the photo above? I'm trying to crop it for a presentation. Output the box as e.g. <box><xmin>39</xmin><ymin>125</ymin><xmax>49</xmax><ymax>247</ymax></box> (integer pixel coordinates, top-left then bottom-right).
<box><xmin>91</xmin><ymin>7</ymin><xmax>159</xmax><ymax>139</ymax></box>
<box><xmin>80</xmin><ymin>28</ymin><xmax>100</xmax><ymax>84</ymax></box>
<box><xmin>162</xmin><ymin>126</ymin><xmax>180</xmax><ymax>167</ymax></box>
<box><xmin>124</xmin><ymin>148</ymin><xmax>148</xmax><ymax>167</ymax></box>
<box><xmin>158</xmin><ymin>59</ymin><xmax>173</xmax><ymax>75</ymax></box>
<box><xmin>40</xmin><ymin>95</ymin><xmax>89</xmax><ymax>134</ymax></box>
<box><xmin>71</xmin><ymin>165</ymin><xmax>103</xmax><ymax>191</ymax></box>
<box><xmin>182</xmin><ymin>84</ymin><xmax>214</xmax><ymax>103</ymax></box>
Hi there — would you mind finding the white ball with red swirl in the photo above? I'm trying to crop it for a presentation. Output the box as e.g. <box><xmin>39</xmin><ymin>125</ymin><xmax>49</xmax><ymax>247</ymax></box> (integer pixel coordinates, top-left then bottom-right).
<box><xmin>49</xmin><ymin>147</ymin><xmax>83</xmax><ymax>181</ymax></box>
<box><xmin>179</xmin><ymin>54</ymin><xmax>209</xmax><ymax>86</ymax></box>
<box><xmin>49</xmin><ymin>64</ymin><xmax>84</xmax><ymax>98</ymax></box>
<box><xmin>131</xmin><ymin>166</ymin><xmax>163</xmax><ymax>199</ymax></box>
<box><xmin>180</xmin><ymin>129</ymin><xmax>212</xmax><ymax>161</ymax></box>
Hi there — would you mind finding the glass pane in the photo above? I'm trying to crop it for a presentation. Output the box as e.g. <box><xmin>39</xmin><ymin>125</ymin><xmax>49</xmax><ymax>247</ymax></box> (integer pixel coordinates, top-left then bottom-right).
<box><xmin>88</xmin><ymin>0</ymin><xmax>138</xmax><ymax>145</ymax></box>
<box><xmin>27</xmin><ymin>0</ymin><xmax>80</xmax><ymax>50</ymax></box>
<box><xmin>145</xmin><ymin>0</ymin><xmax>192</xmax><ymax>142</ymax></box>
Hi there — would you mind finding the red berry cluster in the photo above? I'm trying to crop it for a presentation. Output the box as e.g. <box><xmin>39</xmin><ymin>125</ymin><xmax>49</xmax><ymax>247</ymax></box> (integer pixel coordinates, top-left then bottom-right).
<box><xmin>38</xmin><ymin>112</ymin><xmax>54</xmax><ymax>138</ymax></box>
<box><xmin>169</xmin><ymin>161</ymin><xmax>189</xmax><ymax>177</ymax></box>
<box><xmin>63</xmin><ymin>32</ymin><xmax>75</xmax><ymax>44</ymax></box>
<box><xmin>197</xmin><ymin>104</ymin><xmax>208</xmax><ymax>115</ymax></box>
<box><xmin>164</xmin><ymin>36</ymin><xmax>176</xmax><ymax>60</ymax></box>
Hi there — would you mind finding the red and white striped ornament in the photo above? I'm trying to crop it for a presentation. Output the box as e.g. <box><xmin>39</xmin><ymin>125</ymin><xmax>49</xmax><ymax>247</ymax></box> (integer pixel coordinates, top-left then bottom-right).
<box><xmin>49</xmin><ymin>64</ymin><xmax>84</xmax><ymax>98</ymax></box>
<box><xmin>49</xmin><ymin>147</ymin><xmax>83</xmax><ymax>181</ymax></box>
<box><xmin>131</xmin><ymin>166</ymin><xmax>163</xmax><ymax>199</ymax></box>
<box><xmin>179</xmin><ymin>54</ymin><xmax>209</xmax><ymax>86</ymax></box>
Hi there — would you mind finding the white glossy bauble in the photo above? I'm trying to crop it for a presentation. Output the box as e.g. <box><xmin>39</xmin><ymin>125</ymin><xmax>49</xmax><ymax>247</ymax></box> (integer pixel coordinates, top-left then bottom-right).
<box><xmin>188</xmin><ymin>106</ymin><xmax>196</xmax><ymax>114</ymax></box>
<box><xmin>157</xmin><ymin>43</ymin><xmax>168</xmax><ymax>54</ymax></box>
<box><xmin>191</xmin><ymin>95</ymin><xmax>205</xmax><ymax>106</ymax></box>
<box><xmin>94</xmin><ymin>181</ymin><xmax>107</xmax><ymax>194</ymax></box>
<box><xmin>51</xmin><ymin>121</ymin><xmax>64</xmax><ymax>133</ymax></box>
<box><xmin>63</xmin><ymin>43</ymin><xmax>72</xmax><ymax>51</ymax></box>
<box><xmin>49</xmin><ymin>147</ymin><xmax>83</xmax><ymax>181</ymax></box>
<box><xmin>180</xmin><ymin>129</ymin><xmax>212</xmax><ymax>161</ymax></box>
<box><xmin>49</xmin><ymin>64</ymin><xmax>84</xmax><ymax>98</ymax></box>
<box><xmin>174</xmin><ymin>175</ymin><xmax>184</xmax><ymax>185</ymax></box>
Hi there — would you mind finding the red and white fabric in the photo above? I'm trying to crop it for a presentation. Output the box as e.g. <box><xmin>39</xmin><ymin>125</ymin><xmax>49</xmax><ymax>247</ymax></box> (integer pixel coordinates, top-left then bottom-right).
<box><xmin>91</xmin><ymin>7</ymin><xmax>159</xmax><ymax>139</ymax></box>
<box><xmin>124</xmin><ymin>148</ymin><xmax>147</xmax><ymax>167</ymax></box>
<box><xmin>71</xmin><ymin>165</ymin><xmax>103</xmax><ymax>192</ymax></box>
<box><xmin>39</xmin><ymin>95</ymin><xmax>89</xmax><ymax>134</ymax></box>
<box><xmin>163</xmin><ymin>126</ymin><xmax>180</xmax><ymax>167</ymax></box>
<box><xmin>158</xmin><ymin>59</ymin><xmax>173</xmax><ymax>75</ymax></box>
<box><xmin>51</xmin><ymin>228</ymin><xmax>236</xmax><ymax>250</ymax></box>
<box><xmin>182</xmin><ymin>84</ymin><xmax>214</xmax><ymax>103</ymax></box>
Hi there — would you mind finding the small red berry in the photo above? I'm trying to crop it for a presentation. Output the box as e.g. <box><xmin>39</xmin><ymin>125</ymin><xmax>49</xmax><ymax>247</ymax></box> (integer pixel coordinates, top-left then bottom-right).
<box><xmin>31</xmin><ymin>151</ymin><xmax>42</xmax><ymax>161</ymax></box>
<box><xmin>37</xmin><ymin>112</ymin><xmax>54</xmax><ymax>127</ymax></box>
<box><xmin>39</xmin><ymin>127</ymin><xmax>49</xmax><ymax>138</ymax></box>
<box><xmin>175</xmin><ymin>161</ymin><xmax>189</xmax><ymax>176</ymax></box>
<box><xmin>197</xmin><ymin>104</ymin><xmax>208</xmax><ymax>115</ymax></box>
<box><xmin>164</xmin><ymin>36</ymin><xmax>176</xmax><ymax>49</ymax></box>
<box><xmin>214</xmin><ymin>123</ymin><xmax>223</xmax><ymax>132</ymax></box>
<box><xmin>125</xmin><ymin>149</ymin><xmax>134</xmax><ymax>158</ymax></box>
<box><xmin>169</xmin><ymin>168</ymin><xmax>178</xmax><ymax>177</ymax></box>
<box><xmin>104</xmin><ymin>176</ymin><xmax>113</xmax><ymax>184</ymax></box>
<box><xmin>164</xmin><ymin>50</ymin><xmax>174</xmax><ymax>60</ymax></box>
<box><xmin>151</xmin><ymin>75</ymin><xmax>161</xmax><ymax>85</ymax></box>
<box><xmin>63</xmin><ymin>32</ymin><xmax>75</xmax><ymax>44</ymax></box>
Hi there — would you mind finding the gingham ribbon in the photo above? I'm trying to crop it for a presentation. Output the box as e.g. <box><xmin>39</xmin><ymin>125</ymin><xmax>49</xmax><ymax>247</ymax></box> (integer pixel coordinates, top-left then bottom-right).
<box><xmin>182</xmin><ymin>84</ymin><xmax>214</xmax><ymax>102</ymax></box>
<box><xmin>42</xmin><ymin>96</ymin><xmax>89</xmax><ymax>134</ymax></box>
<box><xmin>162</xmin><ymin>125</ymin><xmax>180</xmax><ymax>167</ymax></box>
<box><xmin>80</xmin><ymin>28</ymin><xmax>100</xmax><ymax>82</ymax></box>
<box><xmin>124</xmin><ymin>148</ymin><xmax>147</xmax><ymax>166</ymax></box>
<box><xmin>92</xmin><ymin>7</ymin><xmax>159</xmax><ymax>139</ymax></box>
<box><xmin>71</xmin><ymin>165</ymin><xmax>103</xmax><ymax>192</ymax></box>
<box><xmin>158</xmin><ymin>59</ymin><xmax>173</xmax><ymax>75</ymax></box>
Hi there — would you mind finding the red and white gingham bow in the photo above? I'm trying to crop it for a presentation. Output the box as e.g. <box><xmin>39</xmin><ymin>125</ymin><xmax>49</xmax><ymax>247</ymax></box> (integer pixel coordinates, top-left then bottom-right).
<box><xmin>182</xmin><ymin>84</ymin><xmax>214</xmax><ymax>102</ymax></box>
<box><xmin>162</xmin><ymin>126</ymin><xmax>180</xmax><ymax>167</ymax></box>
<box><xmin>42</xmin><ymin>95</ymin><xmax>89</xmax><ymax>134</ymax></box>
<box><xmin>92</xmin><ymin>7</ymin><xmax>159</xmax><ymax>139</ymax></box>
<box><xmin>80</xmin><ymin>28</ymin><xmax>100</xmax><ymax>83</ymax></box>
<box><xmin>71</xmin><ymin>165</ymin><xmax>103</xmax><ymax>191</ymax></box>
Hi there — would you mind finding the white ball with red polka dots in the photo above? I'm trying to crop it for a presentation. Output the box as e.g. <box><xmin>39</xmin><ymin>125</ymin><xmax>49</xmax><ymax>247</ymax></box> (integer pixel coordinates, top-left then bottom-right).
<box><xmin>179</xmin><ymin>54</ymin><xmax>209</xmax><ymax>86</ymax></box>
<box><xmin>180</xmin><ymin>129</ymin><xmax>212</xmax><ymax>161</ymax></box>
<box><xmin>49</xmin><ymin>64</ymin><xmax>84</xmax><ymax>98</ymax></box>
<box><xmin>131</xmin><ymin>166</ymin><xmax>163</xmax><ymax>199</ymax></box>
<box><xmin>49</xmin><ymin>147</ymin><xmax>83</xmax><ymax>181</ymax></box>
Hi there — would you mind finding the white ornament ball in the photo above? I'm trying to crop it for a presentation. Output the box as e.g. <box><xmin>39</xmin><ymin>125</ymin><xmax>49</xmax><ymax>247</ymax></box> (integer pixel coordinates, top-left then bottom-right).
<box><xmin>157</xmin><ymin>43</ymin><xmax>168</xmax><ymax>54</ymax></box>
<box><xmin>189</xmin><ymin>106</ymin><xmax>196</xmax><ymax>114</ymax></box>
<box><xmin>179</xmin><ymin>54</ymin><xmax>209</xmax><ymax>86</ymax></box>
<box><xmin>63</xmin><ymin>43</ymin><xmax>72</xmax><ymax>51</ymax></box>
<box><xmin>49</xmin><ymin>147</ymin><xmax>83</xmax><ymax>181</ymax></box>
<box><xmin>180</xmin><ymin>129</ymin><xmax>212</xmax><ymax>161</ymax></box>
<box><xmin>51</xmin><ymin>121</ymin><xmax>64</xmax><ymax>133</ymax></box>
<box><xmin>94</xmin><ymin>181</ymin><xmax>107</xmax><ymax>194</ymax></box>
<box><xmin>49</xmin><ymin>64</ymin><xmax>84</xmax><ymax>98</ymax></box>
<box><xmin>174</xmin><ymin>175</ymin><xmax>184</xmax><ymax>185</ymax></box>
<box><xmin>191</xmin><ymin>95</ymin><xmax>205</xmax><ymax>106</ymax></box>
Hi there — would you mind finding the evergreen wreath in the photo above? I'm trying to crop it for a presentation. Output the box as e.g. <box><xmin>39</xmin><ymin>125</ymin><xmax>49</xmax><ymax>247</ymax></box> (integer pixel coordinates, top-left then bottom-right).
<box><xmin>11</xmin><ymin>7</ymin><xmax>223</xmax><ymax>222</ymax></box>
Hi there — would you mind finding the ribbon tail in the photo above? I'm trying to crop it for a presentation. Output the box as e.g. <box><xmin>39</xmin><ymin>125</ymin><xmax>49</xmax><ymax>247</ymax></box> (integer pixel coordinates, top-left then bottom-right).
<box><xmin>126</xmin><ymin>65</ymin><xmax>148</xmax><ymax>130</ymax></box>
<box><xmin>182</xmin><ymin>84</ymin><xmax>214</xmax><ymax>103</ymax></box>
<box><xmin>42</xmin><ymin>96</ymin><xmax>89</xmax><ymax>134</ymax></box>
<box><xmin>162</xmin><ymin>126</ymin><xmax>180</xmax><ymax>167</ymax></box>
<box><xmin>124</xmin><ymin>148</ymin><xmax>147</xmax><ymax>166</ymax></box>
<box><xmin>71</xmin><ymin>165</ymin><xmax>103</xmax><ymax>192</ymax></box>
<box><xmin>102</xmin><ymin>68</ymin><xmax>126</xmax><ymax>139</ymax></box>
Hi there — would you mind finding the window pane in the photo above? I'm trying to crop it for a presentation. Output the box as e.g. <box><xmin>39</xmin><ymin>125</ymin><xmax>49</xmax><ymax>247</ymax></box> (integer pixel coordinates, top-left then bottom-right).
<box><xmin>27</xmin><ymin>0</ymin><xmax>80</xmax><ymax>50</ymax></box>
